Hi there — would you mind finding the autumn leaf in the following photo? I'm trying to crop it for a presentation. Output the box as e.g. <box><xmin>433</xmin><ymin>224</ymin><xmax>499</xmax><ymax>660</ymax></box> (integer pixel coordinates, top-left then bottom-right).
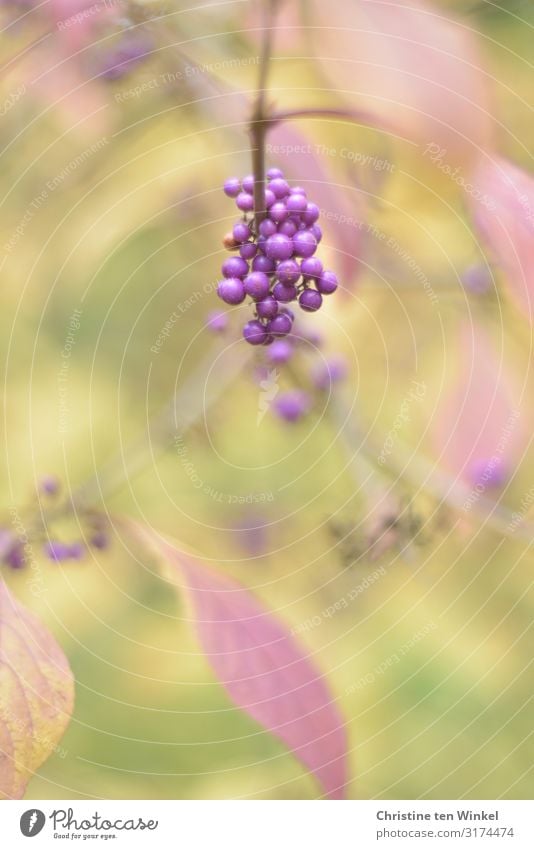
<box><xmin>0</xmin><ymin>582</ymin><xmax>74</xmax><ymax>800</ymax></box>
<box><xmin>134</xmin><ymin>526</ymin><xmax>349</xmax><ymax>799</ymax></box>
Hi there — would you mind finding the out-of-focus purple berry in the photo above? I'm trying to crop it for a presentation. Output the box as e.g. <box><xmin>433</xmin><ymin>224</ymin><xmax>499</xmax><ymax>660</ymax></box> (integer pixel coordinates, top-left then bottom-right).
<box><xmin>267</xmin><ymin>340</ymin><xmax>293</xmax><ymax>364</ymax></box>
<box><xmin>310</xmin><ymin>223</ymin><xmax>322</xmax><ymax>243</ymax></box>
<box><xmin>273</xmin><ymin>282</ymin><xmax>297</xmax><ymax>302</ymax></box>
<box><xmin>222</xmin><ymin>256</ymin><xmax>248</xmax><ymax>278</ymax></box>
<box><xmin>299</xmin><ymin>289</ymin><xmax>323</xmax><ymax>312</ymax></box>
<box><xmin>267</xmin><ymin>167</ymin><xmax>284</xmax><ymax>180</ymax></box>
<box><xmin>90</xmin><ymin>531</ymin><xmax>108</xmax><ymax>550</ymax></box>
<box><xmin>273</xmin><ymin>390</ymin><xmax>311</xmax><ymax>422</ymax></box>
<box><xmin>269</xmin><ymin>178</ymin><xmax>290</xmax><ymax>198</ymax></box>
<box><xmin>233</xmin><ymin>221</ymin><xmax>252</xmax><ymax>243</ymax></box>
<box><xmin>259</xmin><ymin>218</ymin><xmax>277</xmax><ymax>238</ymax></box>
<box><xmin>236</xmin><ymin>192</ymin><xmax>254</xmax><ymax>212</ymax></box>
<box><xmin>286</xmin><ymin>193</ymin><xmax>307</xmax><ymax>213</ymax></box>
<box><xmin>252</xmin><ymin>254</ymin><xmax>275</xmax><ymax>273</ymax></box>
<box><xmin>68</xmin><ymin>542</ymin><xmax>85</xmax><ymax>560</ymax></box>
<box><xmin>278</xmin><ymin>220</ymin><xmax>298</xmax><ymax>237</ymax></box>
<box><xmin>317</xmin><ymin>269</ymin><xmax>338</xmax><ymax>294</ymax></box>
<box><xmin>217</xmin><ymin>277</ymin><xmax>246</xmax><ymax>305</ymax></box>
<box><xmin>224</xmin><ymin>177</ymin><xmax>241</xmax><ymax>197</ymax></box>
<box><xmin>276</xmin><ymin>259</ymin><xmax>300</xmax><ymax>285</ymax></box>
<box><xmin>301</xmin><ymin>257</ymin><xmax>323</xmax><ymax>279</ymax></box>
<box><xmin>244</xmin><ymin>271</ymin><xmax>270</xmax><ymax>300</ymax></box>
<box><xmin>269</xmin><ymin>201</ymin><xmax>288</xmax><ymax>223</ymax></box>
<box><xmin>468</xmin><ymin>457</ymin><xmax>507</xmax><ymax>488</ymax></box>
<box><xmin>239</xmin><ymin>242</ymin><xmax>258</xmax><ymax>260</ymax></box>
<box><xmin>311</xmin><ymin>355</ymin><xmax>348</xmax><ymax>390</ymax></box>
<box><xmin>303</xmin><ymin>202</ymin><xmax>320</xmax><ymax>225</ymax></box>
<box><xmin>39</xmin><ymin>475</ymin><xmax>60</xmax><ymax>496</ymax></box>
<box><xmin>100</xmin><ymin>34</ymin><xmax>152</xmax><ymax>81</ymax></box>
<box><xmin>265</xmin><ymin>234</ymin><xmax>293</xmax><ymax>261</ymax></box>
<box><xmin>256</xmin><ymin>296</ymin><xmax>278</xmax><ymax>319</ymax></box>
<box><xmin>243</xmin><ymin>320</ymin><xmax>267</xmax><ymax>345</ymax></box>
<box><xmin>242</xmin><ymin>174</ymin><xmax>255</xmax><ymax>194</ymax></box>
<box><xmin>267</xmin><ymin>313</ymin><xmax>292</xmax><ymax>337</ymax></box>
<box><xmin>462</xmin><ymin>264</ymin><xmax>493</xmax><ymax>295</ymax></box>
<box><xmin>5</xmin><ymin>542</ymin><xmax>25</xmax><ymax>569</ymax></box>
<box><xmin>290</xmin><ymin>185</ymin><xmax>307</xmax><ymax>196</ymax></box>
<box><xmin>264</xmin><ymin>189</ymin><xmax>276</xmax><ymax>208</ymax></box>
<box><xmin>207</xmin><ymin>310</ymin><xmax>228</xmax><ymax>332</ymax></box>
<box><xmin>44</xmin><ymin>540</ymin><xmax>71</xmax><ymax>562</ymax></box>
<box><xmin>293</xmin><ymin>230</ymin><xmax>317</xmax><ymax>258</ymax></box>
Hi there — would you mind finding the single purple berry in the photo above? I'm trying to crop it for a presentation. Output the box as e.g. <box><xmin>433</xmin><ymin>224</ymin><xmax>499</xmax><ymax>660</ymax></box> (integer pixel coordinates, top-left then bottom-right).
<box><xmin>242</xmin><ymin>174</ymin><xmax>255</xmax><ymax>194</ymax></box>
<box><xmin>217</xmin><ymin>277</ymin><xmax>246</xmax><ymax>305</ymax></box>
<box><xmin>256</xmin><ymin>296</ymin><xmax>279</xmax><ymax>319</ymax></box>
<box><xmin>273</xmin><ymin>282</ymin><xmax>297</xmax><ymax>302</ymax></box>
<box><xmin>259</xmin><ymin>218</ymin><xmax>277</xmax><ymax>238</ymax></box>
<box><xmin>5</xmin><ymin>543</ymin><xmax>25</xmax><ymax>569</ymax></box>
<box><xmin>273</xmin><ymin>390</ymin><xmax>311</xmax><ymax>423</ymax></box>
<box><xmin>293</xmin><ymin>230</ymin><xmax>317</xmax><ymax>258</ymax></box>
<box><xmin>310</xmin><ymin>223</ymin><xmax>322</xmax><ymax>243</ymax></box>
<box><xmin>244</xmin><ymin>271</ymin><xmax>270</xmax><ymax>300</ymax></box>
<box><xmin>290</xmin><ymin>185</ymin><xmax>307</xmax><ymax>196</ymax></box>
<box><xmin>236</xmin><ymin>192</ymin><xmax>254</xmax><ymax>212</ymax></box>
<box><xmin>39</xmin><ymin>475</ymin><xmax>60</xmax><ymax>496</ymax></box>
<box><xmin>68</xmin><ymin>542</ymin><xmax>85</xmax><ymax>560</ymax></box>
<box><xmin>267</xmin><ymin>313</ymin><xmax>293</xmax><ymax>337</ymax></box>
<box><xmin>267</xmin><ymin>339</ymin><xmax>293</xmax><ymax>364</ymax></box>
<box><xmin>269</xmin><ymin>178</ymin><xmax>290</xmax><ymax>198</ymax></box>
<box><xmin>265</xmin><ymin>233</ymin><xmax>293</xmax><ymax>261</ymax></box>
<box><xmin>276</xmin><ymin>259</ymin><xmax>301</xmax><ymax>285</ymax></box>
<box><xmin>311</xmin><ymin>355</ymin><xmax>348</xmax><ymax>390</ymax></box>
<box><xmin>207</xmin><ymin>310</ymin><xmax>228</xmax><ymax>332</ymax></box>
<box><xmin>44</xmin><ymin>540</ymin><xmax>71</xmax><ymax>562</ymax></box>
<box><xmin>233</xmin><ymin>221</ymin><xmax>251</xmax><ymax>243</ymax></box>
<box><xmin>222</xmin><ymin>256</ymin><xmax>248</xmax><ymax>278</ymax></box>
<box><xmin>462</xmin><ymin>264</ymin><xmax>493</xmax><ymax>295</ymax></box>
<box><xmin>301</xmin><ymin>257</ymin><xmax>324</xmax><ymax>279</ymax></box>
<box><xmin>286</xmin><ymin>193</ymin><xmax>307</xmax><ymax>213</ymax></box>
<box><xmin>468</xmin><ymin>457</ymin><xmax>507</xmax><ymax>488</ymax></box>
<box><xmin>252</xmin><ymin>254</ymin><xmax>275</xmax><ymax>273</ymax></box>
<box><xmin>90</xmin><ymin>530</ymin><xmax>108</xmax><ymax>550</ymax></box>
<box><xmin>267</xmin><ymin>167</ymin><xmax>284</xmax><ymax>180</ymax></box>
<box><xmin>264</xmin><ymin>189</ymin><xmax>276</xmax><ymax>208</ymax></box>
<box><xmin>299</xmin><ymin>288</ymin><xmax>323</xmax><ymax>312</ymax></box>
<box><xmin>303</xmin><ymin>202</ymin><xmax>320</xmax><ymax>226</ymax></box>
<box><xmin>243</xmin><ymin>320</ymin><xmax>267</xmax><ymax>345</ymax></box>
<box><xmin>269</xmin><ymin>201</ymin><xmax>288</xmax><ymax>224</ymax></box>
<box><xmin>317</xmin><ymin>270</ymin><xmax>338</xmax><ymax>294</ymax></box>
<box><xmin>224</xmin><ymin>177</ymin><xmax>241</xmax><ymax>198</ymax></box>
<box><xmin>239</xmin><ymin>242</ymin><xmax>258</xmax><ymax>260</ymax></box>
<box><xmin>278</xmin><ymin>220</ymin><xmax>298</xmax><ymax>237</ymax></box>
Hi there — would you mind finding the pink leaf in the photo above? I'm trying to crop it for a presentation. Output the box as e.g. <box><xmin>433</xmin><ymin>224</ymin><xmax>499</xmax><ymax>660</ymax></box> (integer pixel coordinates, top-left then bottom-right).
<box><xmin>432</xmin><ymin>322</ymin><xmax>524</xmax><ymax>489</ymax></box>
<box><xmin>135</xmin><ymin>526</ymin><xmax>349</xmax><ymax>799</ymax></box>
<box><xmin>0</xmin><ymin>582</ymin><xmax>74</xmax><ymax>799</ymax></box>
<box><xmin>268</xmin><ymin>123</ymin><xmax>364</xmax><ymax>287</ymax></box>
<box><xmin>470</xmin><ymin>156</ymin><xmax>534</xmax><ymax>322</ymax></box>
<box><xmin>310</xmin><ymin>0</ymin><xmax>493</xmax><ymax>160</ymax></box>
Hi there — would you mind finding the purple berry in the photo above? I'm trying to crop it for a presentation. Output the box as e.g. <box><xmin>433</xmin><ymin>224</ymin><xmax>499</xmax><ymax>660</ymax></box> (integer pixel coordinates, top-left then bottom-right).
<box><xmin>218</xmin><ymin>277</ymin><xmax>246</xmax><ymax>305</ymax></box>
<box><xmin>267</xmin><ymin>340</ymin><xmax>293</xmax><ymax>364</ymax></box>
<box><xmin>317</xmin><ymin>270</ymin><xmax>338</xmax><ymax>294</ymax></box>
<box><xmin>299</xmin><ymin>288</ymin><xmax>323</xmax><ymax>312</ymax></box>
<box><xmin>273</xmin><ymin>282</ymin><xmax>297</xmax><ymax>302</ymax></box>
<box><xmin>256</xmin><ymin>296</ymin><xmax>278</xmax><ymax>319</ymax></box>
<box><xmin>269</xmin><ymin>178</ymin><xmax>290</xmax><ymax>198</ymax></box>
<box><xmin>244</xmin><ymin>271</ymin><xmax>270</xmax><ymax>300</ymax></box>
<box><xmin>222</xmin><ymin>256</ymin><xmax>248</xmax><ymax>278</ymax></box>
<box><xmin>233</xmin><ymin>221</ymin><xmax>251</xmax><ymax>243</ymax></box>
<box><xmin>224</xmin><ymin>177</ymin><xmax>241</xmax><ymax>197</ymax></box>
<box><xmin>252</xmin><ymin>254</ymin><xmax>275</xmax><ymax>273</ymax></box>
<box><xmin>267</xmin><ymin>167</ymin><xmax>284</xmax><ymax>180</ymax></box>
<box><xmin>273</xmin><ymin>390</ymin><xmax>310</xmax><ymax>422</ymax></box>
<box><xmin>269</xmin><ymin>201</ymin><xmax>288</xmax><ymax>224</ymax></box>
<box><xmin>279</xmin><ymin>306</ymin><xmax>295</xmax><ymax>321</ymax></box>
<box><xmin>286</xmin><ymin>193</ymin><xmax>307</xmax><ymax>213</ymax></box>
<box><xmin>290</xmin><ymin>185</ymin><xmax>307</xmax><ymax>196</ymax></box>
<box><xmin>310</xmin><ymin>224</ymin><xmax>322</xmax><ymax>243</ymax></box>
<box><xmin>462</xmin><ymin>264</ymin><xmax>492</xmax><ymax>294</ymax></box>
<box><xmin>468</xmin><ymin>457</ymin><xmax>507</xmax><ymax>488</ymax></box>
<box><xmin>242</xmin><ymin>174</ymin><xmax>255</xmax><ymax>194</ymax></box>
<box><xmin>39</xmin><ymin>475</ymin><xmax>60</xmax><ymax>496</ymax></box>
<box><xmin>278</xmin><ymin>220</ymin><xmax>298</xmax><ymax>237</ymax></box>
<box><xmin>293</xmin><ymin>230</ymin><xmax>317</xmax><ymax>258</ymax></box>
<box><xmin>236</xmin><ymin>192</ymin><xmax>254</xmax><ymax>212</ymax></box>
<box><xmin>311</xmin><ymin>355</ymin><xmax>348</xmax><ymax>390</ymax></box>
<box><xmin>207</xmin><ymin>310</ymin><xmax>228</xmax><ymax>332</ymax></box>
<box><xmin>267</xmin><ymin>313</ymin><xmax>292</xmax><ymax>337</ymax></box>
<box><xmin>243</xmin><ymin>320</ymin><xmax>266</xmax><ymax>345</ymax></box>
<box><xmin>300</xmin><ymin>257</ymin><xmax>323</xmax><ymax>279</ymax></box>
<box><xmin>264</xmin><ymin>189</ymin><xmax>276</xmax><ymax>208</ymax></box>
<box><xmin>303</xmin><ymin>202</ymin><xmax>320</xmax><ymax>225</ymax></box>
<box><xmin>68</xmin><ymin>542</ymin><xmax>85</xmax><ymax>560</ymax></box>
<box><xmin>5</xmin><ymin>542</ymin><xmax>25</xmax><ymax>569</ymax></box>
<box><xmin>265</xmin><ymin>233</ymin><xmax>293</xmax><ymax>261</ymax></box>
<box><xmin>44</xmin><ymin>540</ymin><xmax>71</xmax><ymax>562</ymax></box>
<box><xmin>90</xmin><ymin>530</ymin><xmax>108</xmax><ymax>550</ymax></box>
<box><xmin>239</xmin><ymin>242</ymin><xmax>258</xmax><ymax>260</ymax></box>
<box><xmin>259</xmin><ymin>218</ymin><xmax>277</xmax><ymax>238</ymax></box>
<box><xmin>276</xmin><ymin>259</ymin><xmax>301</xmax><ymax>285</ymax></box>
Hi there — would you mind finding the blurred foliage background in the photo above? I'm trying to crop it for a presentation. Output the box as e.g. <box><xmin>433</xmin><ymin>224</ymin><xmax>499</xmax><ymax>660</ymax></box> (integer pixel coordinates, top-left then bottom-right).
<box><xmin>0</xmin><ymin>0</ymin><xmax>532</xmax><ymax>799</ymax></box>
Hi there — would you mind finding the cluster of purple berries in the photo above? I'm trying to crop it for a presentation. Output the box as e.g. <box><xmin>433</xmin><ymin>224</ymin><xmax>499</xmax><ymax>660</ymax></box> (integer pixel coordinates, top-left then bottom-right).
<box><xmin>218</xmin><ymin>168</ymin><xmax>338</xmax><ymax>345</ymax></box>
